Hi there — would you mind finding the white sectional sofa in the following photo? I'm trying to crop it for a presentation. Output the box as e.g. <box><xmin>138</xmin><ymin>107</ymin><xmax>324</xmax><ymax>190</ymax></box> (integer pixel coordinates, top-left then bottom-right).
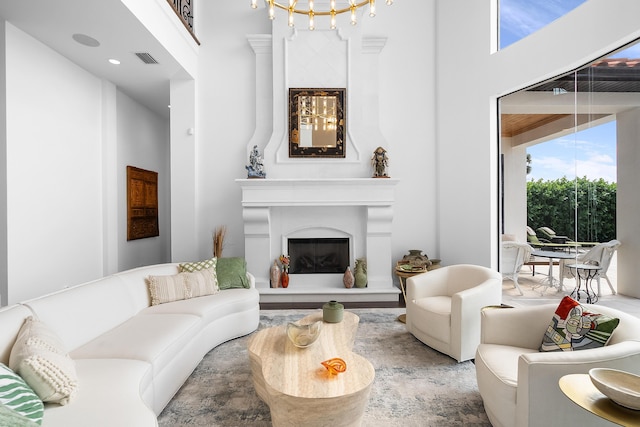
<box><xmin>0</xmin><ymin>262</ymin><xmax>260</xmax><ymax>426</ymax></box>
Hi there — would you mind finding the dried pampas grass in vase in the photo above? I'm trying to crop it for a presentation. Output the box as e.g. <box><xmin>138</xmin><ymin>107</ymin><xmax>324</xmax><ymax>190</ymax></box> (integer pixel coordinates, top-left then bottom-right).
<box><xmin>213</xmin><ymin>226</ymin><xmax>227</xmax><ymax>258</ymax></box>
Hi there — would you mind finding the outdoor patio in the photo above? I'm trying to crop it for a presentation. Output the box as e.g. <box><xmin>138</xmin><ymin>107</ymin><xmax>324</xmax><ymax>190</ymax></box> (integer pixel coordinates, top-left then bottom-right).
<box><xmin>502</xmin><ymin>252</ymin><xmax>640</xmax><ymax>318</ymax></box>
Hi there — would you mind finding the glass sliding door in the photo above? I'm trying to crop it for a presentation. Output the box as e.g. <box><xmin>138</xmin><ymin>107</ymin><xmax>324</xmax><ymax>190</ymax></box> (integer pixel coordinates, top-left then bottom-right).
<box><xmin>499</xmin><ymin>40</ymin><xmax>640</xmax><ymax>296</ymax></box>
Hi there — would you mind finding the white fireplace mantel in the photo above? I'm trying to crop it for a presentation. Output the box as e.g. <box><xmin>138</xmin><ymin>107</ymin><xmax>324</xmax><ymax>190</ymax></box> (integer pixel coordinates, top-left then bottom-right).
<box><xmin>237</xmin><ymin>178</ymin><xmax>398</xmax><ymax>206</ymax></box>
<box><xmin>236</xmin><ymin>178</ymin><xmax>400</xmax><ymax>303</ymax></box>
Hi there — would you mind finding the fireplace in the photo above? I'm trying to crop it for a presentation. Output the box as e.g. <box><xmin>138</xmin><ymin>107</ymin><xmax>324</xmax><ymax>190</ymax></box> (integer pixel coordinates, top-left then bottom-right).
<box><xmin>288</xmin><ymin>238</ymin><xmax>349</xmax><ymax>274</ymax></box>
<box><xmin>237</xmin><ymin>178</ymin><xmax>400</xmax><ymax>303</ymax></box>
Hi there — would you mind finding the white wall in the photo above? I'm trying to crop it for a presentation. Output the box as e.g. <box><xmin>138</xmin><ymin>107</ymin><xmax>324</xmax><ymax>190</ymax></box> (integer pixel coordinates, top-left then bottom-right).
<box><xmin>0</xmin><ymin>22</ymin><xmax>172</xmax><ymax>305</ymax></box>
<box><xmin>117</xmin><ymin>89</ymin><xmax>171</xmax><ymax>270</ymax></box>
<box><xmin>616</xmin><ymin>108</ymin><xmax>640</xmax><ymax>298</ymax></box>
<box><xmin>169</xmin><ymin>78</ymin><xmax>197</xmax><ymax>263</ymax></box>
<box><xmin>436</xmin><ymin>0</ymin><xmax>640</xmax><ymax>269</ymax></box>
<box><xmin>193</xmin><ymin>3</ymin><xmax>268</xmax><ymax>260</ymax></box>
<box><xmin>0</xmin><ymin>21</ymin><xmax>7</xmax><ymax>306</ymax></box>
<box><xmin>5</xmin><ymin>23</ymin><xmax>103</xmax><ymax>304</ymax></box>
<box><xmin>501</xmin><ymin>137</ymin><xmax>527</xmax><ymax>242</ymax></box>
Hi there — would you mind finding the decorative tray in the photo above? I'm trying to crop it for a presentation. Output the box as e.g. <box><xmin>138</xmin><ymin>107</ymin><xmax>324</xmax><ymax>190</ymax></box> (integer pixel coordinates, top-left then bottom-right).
<box><xmin>395</xmin><ymin>262</ymin><xmax>427</xmax><ymax>273</ymax></box>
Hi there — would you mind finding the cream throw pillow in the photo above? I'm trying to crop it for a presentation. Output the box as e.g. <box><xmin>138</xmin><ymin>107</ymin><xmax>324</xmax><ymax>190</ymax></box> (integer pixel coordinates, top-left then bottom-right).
<box><xmin>9</xmin><ymin>317</ymin><xmax>78</xmax><ymax>405</ymax></box>
<box><xmin>148</xmin><ymin>268</ymin><xmax>219</xmax><ymax>305</ymax></box>
<box><xmin>148</xmin><ymin>273</ymin><xmax>190</xmax><ymax>305</ymax></box>
<box><xmin>187</xmin><ymin>268</ymin><xmax>219</xmax><ymax>298</ymax></box>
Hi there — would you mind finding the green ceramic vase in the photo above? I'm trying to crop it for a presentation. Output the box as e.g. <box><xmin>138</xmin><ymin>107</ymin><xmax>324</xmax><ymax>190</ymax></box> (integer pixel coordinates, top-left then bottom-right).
<box><xmin>322</xmin><ymin>300</ymin><xmax>344</xmax><ymax>323</ymax></box>
<box><xmin>355</xmin><ymin>258</ymin><xmax>367</xmax><ymax>288</ymax></box>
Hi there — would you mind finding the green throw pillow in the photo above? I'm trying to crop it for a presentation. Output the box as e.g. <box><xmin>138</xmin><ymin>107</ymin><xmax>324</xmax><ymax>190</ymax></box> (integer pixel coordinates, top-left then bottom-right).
<box><xmin>216</xmin><ymin>257</ymin><xmax>250</xmax><ymax>290</ymax></box>
<box><xmin>0</xmin><ymin>363</ymin><xmax>44</xmax><ymax>425</ymax></box>
<box><xmin>540</xmin><ymin>296</ymin><xmax>619</xmax><ymax>352</ymax></box>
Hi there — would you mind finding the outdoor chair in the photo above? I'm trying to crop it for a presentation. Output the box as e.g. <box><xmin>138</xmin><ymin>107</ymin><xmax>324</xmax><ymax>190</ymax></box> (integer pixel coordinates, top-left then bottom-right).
<box><xmin>536</xmin><ymin>226</ymin><xmax>570</xmax><ymax>243</ymax></box>
<box><xmin>501</xmin><ymin>241</ymin><xmax>533</xmax><ymax>295</ymax></box>
<box><xmin>536</xmin><ymin>226</ymin><xmax>599</xmax><ymax>248</ymax></box>
<box><xmin>559</xmin><ymin>239</ymin><xmax>621</xmax><ymax>295</ymax></box>
<box><xmin>526</xmin><ymin>226</ymin><xmax>579</xmax><ymax>251</ymax></box>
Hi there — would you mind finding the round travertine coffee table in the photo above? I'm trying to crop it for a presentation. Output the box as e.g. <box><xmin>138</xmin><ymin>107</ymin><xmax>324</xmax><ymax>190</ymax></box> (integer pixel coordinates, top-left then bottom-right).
<box><xmin>247</xmin><ymin>311</ymin><xmax>375</xmax><ymax>427</ymax></box>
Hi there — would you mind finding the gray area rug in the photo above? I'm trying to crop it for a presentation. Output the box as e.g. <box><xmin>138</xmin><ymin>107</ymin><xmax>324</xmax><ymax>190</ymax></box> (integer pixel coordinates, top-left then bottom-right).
<box><xmin>158</xmin><ymin>308</ymin><xmax>490</xmax><ymax>426</ymax></box>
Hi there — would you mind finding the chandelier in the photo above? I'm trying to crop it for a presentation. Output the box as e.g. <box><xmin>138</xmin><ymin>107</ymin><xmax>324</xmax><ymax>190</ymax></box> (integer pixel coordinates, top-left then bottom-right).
<box><xmin>250</xmin><ymin>0</ymin><xmax>393</xmax><ymax>30</ymax></box>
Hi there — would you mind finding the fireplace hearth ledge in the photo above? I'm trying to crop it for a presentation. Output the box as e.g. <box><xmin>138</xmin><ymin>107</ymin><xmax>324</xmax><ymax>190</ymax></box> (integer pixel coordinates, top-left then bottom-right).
<box><xmin>259</xmin><ymin>286</ymin><xmax>400</xmax><ymax>303</ymax></box>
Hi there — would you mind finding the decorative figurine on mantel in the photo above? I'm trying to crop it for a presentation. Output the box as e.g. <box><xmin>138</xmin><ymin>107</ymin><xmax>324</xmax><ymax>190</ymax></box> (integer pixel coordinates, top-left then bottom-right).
<box><xmin>246</xmin><ymin>145</ymin><xmax>266</xmax><ymax>178</ymax></box>
<box><xmin>372</xmin><ymin>146</ymin><xmax>389</xmax><ymax>178</ymax></box>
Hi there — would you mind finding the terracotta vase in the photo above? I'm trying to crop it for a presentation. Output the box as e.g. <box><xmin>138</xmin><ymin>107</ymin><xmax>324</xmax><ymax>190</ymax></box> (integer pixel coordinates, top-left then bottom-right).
<box><xmin>280</xmin><ymin>270</ymin><xmax>289</xmax><ymax>288</ymax></box>
<box><xmin>270</xmin><ymin>261</ymin><xmax>281</xmax><ymax>288</ymax></box>
<box><xmin>343</xmin><ymin>266</ymin><xmax>354</xmax><ymax>289</ymax></box>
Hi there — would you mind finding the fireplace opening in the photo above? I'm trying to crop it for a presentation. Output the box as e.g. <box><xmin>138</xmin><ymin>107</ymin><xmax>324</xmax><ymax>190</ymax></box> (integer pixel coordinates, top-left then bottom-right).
<box><xmin>288</xmin><ymin>238</ymin><xmax>349</xmax><ymax>274</ymax></box>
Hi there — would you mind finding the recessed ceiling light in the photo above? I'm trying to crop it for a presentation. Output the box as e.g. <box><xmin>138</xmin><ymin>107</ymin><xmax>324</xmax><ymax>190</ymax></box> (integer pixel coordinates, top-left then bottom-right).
<box><xmin>72</xmin><ymin>33</ymin><xmax>100</xmax><ymax>47</ymax></box>
<box><xmin>108</xmin><ymin>59</ymin><xmax>121</xmax><ymax>65</ymax></box>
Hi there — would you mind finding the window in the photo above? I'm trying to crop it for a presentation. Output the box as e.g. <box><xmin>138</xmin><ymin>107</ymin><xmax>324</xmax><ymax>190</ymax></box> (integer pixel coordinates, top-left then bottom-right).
<box><xmin>499</xmin><ymin>0</ymin><xmax>586</xmax><ymax>49</ymax></box>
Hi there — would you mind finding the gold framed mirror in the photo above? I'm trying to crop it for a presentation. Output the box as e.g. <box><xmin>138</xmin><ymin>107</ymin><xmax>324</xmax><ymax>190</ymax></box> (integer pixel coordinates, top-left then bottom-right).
<box><xmin>289</xmin><ymin>88</ymin><xmax>345</xmax><ymax>158</ymax></box>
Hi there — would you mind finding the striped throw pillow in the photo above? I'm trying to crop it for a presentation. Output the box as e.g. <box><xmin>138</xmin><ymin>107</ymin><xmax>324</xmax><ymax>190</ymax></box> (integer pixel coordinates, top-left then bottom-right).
<box><xmin>0</xmin><ymin>363</ymin><xmax>44</xmax><ymax>425</ymax></box>
<box><xmin>186</xmin><ymin>268</ymin><xmax>219</xmax><ymax>297</ymax></box>
<box><xmin>147</xmin><ymin>273</ymin><xmax>189</xmax><ymax>305</ymax></box>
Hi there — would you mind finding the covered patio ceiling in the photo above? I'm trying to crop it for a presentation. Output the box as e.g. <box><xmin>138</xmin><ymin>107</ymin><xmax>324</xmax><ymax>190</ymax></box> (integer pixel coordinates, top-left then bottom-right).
<box><xmin>501</xmin><ymin>58</ymin><xmax>640</xmax><ymax>140</ymax></box>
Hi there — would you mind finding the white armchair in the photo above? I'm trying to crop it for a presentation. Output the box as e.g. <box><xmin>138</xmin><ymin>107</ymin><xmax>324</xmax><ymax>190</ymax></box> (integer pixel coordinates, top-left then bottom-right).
<box><xmin>405</xmin><ymin>264</ymin><xmax>502</xmax><ymax>362</ymax></box>
<box><xmin>475</xmin><ymin>304</ymin><xmax>640</xmax><ymax>427</ymax></box>
<box><xmin>501</xmin><ymin>241</ymin><xmax>533</xmax><ymax>295</ymax></box>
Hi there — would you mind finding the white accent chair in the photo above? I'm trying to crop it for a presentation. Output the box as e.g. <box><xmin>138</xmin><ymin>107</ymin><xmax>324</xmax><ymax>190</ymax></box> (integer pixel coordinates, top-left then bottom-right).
<box><xmin>405</xmin><ymin>264</ymin><xmax>502</xmax><ymax>362</ymax></box>
<box><xmin>559</xmin><ymin>239</ymin><xmax>620</xmax><ymax>295</ymax></box>
<box><xmin>501</xmin><ymin>241</ymin><xmax>533</xmax><ymax>295</ymax></box>
<box><xmin>475</xmin><ymin>303</ymin><xmax>640</xmax><ymax>427</ymax></box>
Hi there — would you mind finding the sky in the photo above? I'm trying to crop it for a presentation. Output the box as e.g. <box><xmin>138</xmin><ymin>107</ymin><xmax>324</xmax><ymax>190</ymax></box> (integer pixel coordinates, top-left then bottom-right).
<box><xmin>526</xmin><ymin>122</ymin><xmax>617</xmax><ymax>183</ymax></box>
<box><xmin>500</xmin><ymin>0</ymin><xmax>640</xmax><ymax>184</ymax></box>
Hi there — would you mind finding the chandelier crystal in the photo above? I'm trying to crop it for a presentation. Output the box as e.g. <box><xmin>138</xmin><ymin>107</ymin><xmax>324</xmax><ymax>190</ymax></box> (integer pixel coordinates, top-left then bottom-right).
<box><xmin>251</xmin><ymin>0</ymin><xmax>393</xmax><ymax>30</ymax></box>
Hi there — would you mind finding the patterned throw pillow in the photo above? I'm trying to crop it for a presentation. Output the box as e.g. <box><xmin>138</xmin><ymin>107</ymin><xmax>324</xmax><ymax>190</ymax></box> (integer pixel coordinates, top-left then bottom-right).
<box><xmin>0</xmin><ymin>363</ymin><xmax>43</xmax><ymax>425</ymax></box>
<box><xmin>216</xmin><ymin>257</ymin><xmax>250</xmax><ymax>290</ymax></box>
<box><xmin>540</xmin><ymin>296</ymin><xmax>620</xmax><ymax>352</ymax></box>
<box><xmin>0</xmin><ymin>404</ymin><xmax>40</xmax><ymax>427</ymax></box>
<box><xmin>179</xmin><ymin>257</ymin><xmax>216</xmax><ymax>273</ymax></box>
<box><xmin>9</xmin><ymin>317</ymin><xmax>79</xmax><ymax>405</ymax></box>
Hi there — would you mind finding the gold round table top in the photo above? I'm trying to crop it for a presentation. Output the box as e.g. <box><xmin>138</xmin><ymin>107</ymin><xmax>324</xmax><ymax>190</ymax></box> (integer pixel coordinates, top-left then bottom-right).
<box><xmin>559</xmin><ymin>374</ymin><xmax>640</xmax><ymax>426</ymax></box>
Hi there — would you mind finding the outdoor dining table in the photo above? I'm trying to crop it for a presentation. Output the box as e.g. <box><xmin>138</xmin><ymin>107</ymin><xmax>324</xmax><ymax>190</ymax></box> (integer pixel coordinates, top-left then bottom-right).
<box><xmin>531</xmin><ymin>250</ymin><xmax>578</xmax><ymax>294</ymax></box>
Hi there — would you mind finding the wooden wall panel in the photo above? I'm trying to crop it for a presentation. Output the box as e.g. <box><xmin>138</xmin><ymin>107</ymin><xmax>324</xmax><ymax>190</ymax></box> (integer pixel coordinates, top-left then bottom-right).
<box><xmin>127</xmin><ymin>166</ymin><xmax>159</xmax><ymax>240</ymax></box>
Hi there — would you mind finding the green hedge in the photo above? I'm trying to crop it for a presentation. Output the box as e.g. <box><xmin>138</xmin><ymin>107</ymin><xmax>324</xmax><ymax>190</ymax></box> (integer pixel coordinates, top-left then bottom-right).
<box><xmin>527</xmin><ymin>177</ymin><xmax>616</xmax><ymax>243</ymax></box>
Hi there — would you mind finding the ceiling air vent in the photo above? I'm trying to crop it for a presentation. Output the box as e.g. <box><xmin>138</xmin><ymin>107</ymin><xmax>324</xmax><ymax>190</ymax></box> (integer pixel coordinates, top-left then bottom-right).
<box><xmin>135</xmin><ymin>52</ymin><xmax>158</xmax><ymax>64</ymax></box>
